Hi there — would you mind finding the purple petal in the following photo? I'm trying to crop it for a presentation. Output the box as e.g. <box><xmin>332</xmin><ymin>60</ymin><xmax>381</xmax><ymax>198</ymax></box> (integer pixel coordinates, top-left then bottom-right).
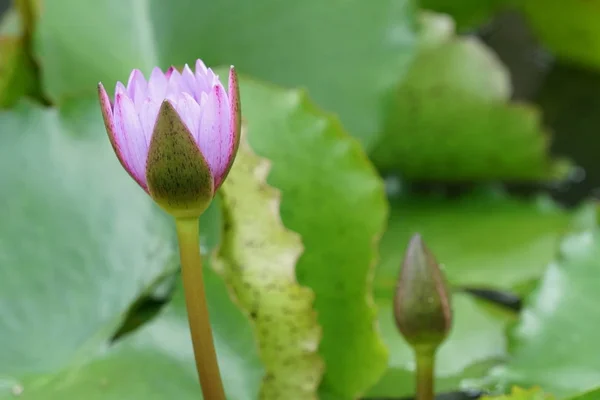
<box><xmin>194</xmin><ymin>59</ymin><xmax>216</xmax><ymax>93</ymax></box>
<box><xmin>195</xmin><ymin>59</ymin><xmax>208</xmax><ymax>75</ymax></box>
<box><xmin>147</xmin><ymin>67</ymin><xmax>168</xmax><ymax>101</ymax></box>
<box><xmin>166</xmin><ymin>69</ymin><xmax>184</xmax><ymax>98</ymax></box>
<box><xmin>98</xmin><ymin>82</ymin><xmax>126</xmax><ymax>165</ymax></box>
<box><xmin>126</xmin><ymin>69</ymin><xmax>147</xmax><ymax>108</ymax></box>
<box><xmin>139</xmin><ymin>99</ymin><xmax>161</xmax><ymax>146</ymax></box>
<box><xmin>167</xmin><ymin>93</ymin><xmax>202</xmax><ymax>139</ymax></box>
<box><xmin>181</xmin><ymin>64</ymin><xmax>200</xmax><ymax>100</ymax></box>
<box><xmin>113</xmin><ymin>92</ymin><xmax>149</xmax><ymax>189</ymax></box>
<box><xmin>198</xmin><ymin>82</ymin><xmax>231</xmax><ymax>187</ymax></box>
<box><xmin>224</xmin><ymin>66</ymin><xmax>241</xmax><ymax>175</ymax></box>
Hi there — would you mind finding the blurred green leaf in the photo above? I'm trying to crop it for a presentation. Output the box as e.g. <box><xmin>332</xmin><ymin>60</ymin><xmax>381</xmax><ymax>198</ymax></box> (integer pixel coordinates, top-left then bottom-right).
<box><xmin>375</xmin><ymin>191</ymin><xmax>572</xmax><ymax>292</ymax></box>
<box><xmin>238</xmin><ymin>78</ymin><xmax>389</xmax><ymax>398</ymax></box>
<box><xmin>368</xmin><ymin>293</ymin><xmax>515</xmax><ymax>398</ymax></box>
<box><xmin>35</xmin><ymin>0</ymin><xmax>417</xmax><ymax>147</ymax></box>
<box><xmin>0</xmin><ymin>5</ymin><xmax>37</xmax><ymax>107</ymax></box>
<box><xmin>568</xmin><ymin>388</ymin><xmax>600</xmax><ymax>400</ymax></box>
<box><xmin>215</xmin><ymin>140</ymin><xmax>322</xmax><ymax>399</ymax></box>
<box><xmin>369</xmin><ymin>190</ymin><xmax>578</xmax><ymax>397</ymax></box>
<box><xmin>485</xmin><ymin>229</ymin><xmax>600</xmax><ymax>398</ymax></box>
<box><xmin>420</xmin><ymin>0</ymin><xmax>504</xmax><ymax>30</ymax></box>
<box><xmin>0</xmin><ymin>37</ymin><xmax>36</xmax><ymax>107</ymax></box>
<box><xmin>1</xmin><ymin>267</ymin><xmax>263</xmax><ymax>400</ymax></box>
<box><xmin>481</xmin><ymin>387</ymin><xmax>553</xmax><ymax>400</ymax></box>
<box><xmin>370</xmin><ymin>12</ymin><xmax>569</xmax><ymax>182</ymax></box>
<box><xmin>517</xmin><ymin>0</ymin><xmax>600</xmax><ymax>70</ymax></box>
<box><xmin>0</xmin><ymin>99</ymin><xmax>262</xmax><ymax>398</ymax></box>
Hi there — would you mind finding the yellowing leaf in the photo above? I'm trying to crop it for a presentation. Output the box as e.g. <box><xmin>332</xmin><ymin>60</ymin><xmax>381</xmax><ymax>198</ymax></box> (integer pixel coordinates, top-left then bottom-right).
<box><xmin>215</xmin><ymin>137</ymin><xmax>323</xmax><ymax>400</ymax></box>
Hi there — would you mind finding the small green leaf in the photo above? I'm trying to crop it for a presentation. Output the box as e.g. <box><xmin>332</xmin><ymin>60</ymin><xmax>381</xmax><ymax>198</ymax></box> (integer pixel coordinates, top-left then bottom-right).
<box><xmin>238</xmin><ymin>78</ymin><xmax>389</xmax><ymax>398</ymax></box>
<box><xmin>371</xmin><ymin>11</ymin><xmax>569</xmax><ymax>181</ymax></box>
<box><xmin>486</xmin><ymin>229</ymin><xmax>600</xmax><ymax>398</ymax></box>
<box><xmin>215</xmin><ymin>138</ymin><xmax>323</xmax><ymax>399</ymax></box>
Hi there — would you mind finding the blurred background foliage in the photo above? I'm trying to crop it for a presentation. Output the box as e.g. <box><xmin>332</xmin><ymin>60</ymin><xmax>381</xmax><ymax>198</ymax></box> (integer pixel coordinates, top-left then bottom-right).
<box><xmin>2</xmin><ymin>0</ymin><xmax>600</xmax><ymax>399</ymax></box>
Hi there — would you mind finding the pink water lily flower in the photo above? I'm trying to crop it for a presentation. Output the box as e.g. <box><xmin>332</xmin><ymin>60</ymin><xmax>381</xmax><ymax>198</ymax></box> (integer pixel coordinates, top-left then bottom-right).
<box><xmin>98</xmin><ymin>60</ymin><xmax>240</xmax><ymax>217</ymax></box>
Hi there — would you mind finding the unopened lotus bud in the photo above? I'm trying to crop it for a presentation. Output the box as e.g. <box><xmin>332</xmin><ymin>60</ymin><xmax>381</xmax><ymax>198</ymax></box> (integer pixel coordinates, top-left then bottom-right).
<box><xmin>98</xmin><ymin>60</ymin><xmax>241</xmax><ymax>218</ymax></box>
<box><xmin>393</xmin><ymin>233</ymin><xmax>452</xmax><ymax>350</ymax></box>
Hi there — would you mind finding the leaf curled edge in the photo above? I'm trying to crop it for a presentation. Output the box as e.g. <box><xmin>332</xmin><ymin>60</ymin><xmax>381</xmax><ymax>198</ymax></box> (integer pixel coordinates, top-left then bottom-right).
<box><xmin>214</xmin><ymin>134</ymin><xmax>324</xmax><ymax>400</ymax></box>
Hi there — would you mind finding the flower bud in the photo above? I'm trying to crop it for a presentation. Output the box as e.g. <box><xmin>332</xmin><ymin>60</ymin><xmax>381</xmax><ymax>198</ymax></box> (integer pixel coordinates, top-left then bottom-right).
<box><xmin>98</xmin><ymin>60</ymin><xmax>241</xmax><ymax>218</ymax></box>
<box><xmin>393</xmin><ymin>233</ymin><xmax>452</xmax><ymax>350</ymax></box>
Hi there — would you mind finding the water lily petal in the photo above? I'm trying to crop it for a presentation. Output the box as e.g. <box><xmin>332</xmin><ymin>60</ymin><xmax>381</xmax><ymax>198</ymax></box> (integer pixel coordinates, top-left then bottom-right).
<box><xmin>126</xmin><ymin>69</ymin><xmax>147</xmax><ymax>108</ymax></box>
<box><xmin>139</xmin><ymin>98</ymin><xmax>161</xmax><ymax>146</ymax></box>
<box><xmin>198</xmin><ymin>82</ymin><xmax>231</xmax><ymax>188</ymax></box>
<box><xmin>167</xmin><ymin>92</ymin><xmax>202</xmax><ymax>139</ymax></box>
<box><xmin>113</xmin><ymin>90</ymin><xmax>149</xmax><ymax>189</ymax></box>
<box><xmin>181</xmin><ymin>64</ymin><xmax>200</xmax><ymax>100</ymax></box>
<box><xmin>147</xmin><ymin>67</ymin><xmax>168</xmax><ymax>101</ymax></box>
<box><xmin>166</xmin><ymin>68</ymin><xmax>184</xmax><ymax>98</ymax></box>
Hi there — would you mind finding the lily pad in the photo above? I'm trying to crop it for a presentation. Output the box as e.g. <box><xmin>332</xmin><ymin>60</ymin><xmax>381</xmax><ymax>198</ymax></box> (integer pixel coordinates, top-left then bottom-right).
<box><xmin>486</xmin><ymin>229</ymin><xmax>600</xmax><ymax>398</ymax></box>
<box><xmin>375</xmin><ymin>192</ymin><xmax>572</xmax><ymax>293</ymax></box>
<box><xmin>568</xmin><ymin>388</ymin><xmax>600</xmax><ymax>400</ymax></box>
<box><xmin>0</xmin><ymin>98</ymin><xmax>263</xmax><ymax>399</ymax></box>
<box><xmin>35</xmin><ymin>0</ymin><xmax>416</xmax><ymax>147</ymax></box>
<box><xmin>215</xmin><ymin>139</ymin><xmax>322</xmax><ymax>399</ymax></box>
<box><xmin>517</xmin><ymin>0</ymin><xmax>600</xmax><ymax>69</ymax></box>
<box><xmin>370</xmin><ymin>11</ymin><xmax>568</xmax><ymax>181</ymax></box>
<box><xmin>420</xmin><ymin>0</ymin><xmax>505</xmax><ymax>30</ymax></box>
<box><xmin>238</xmin><ymin>78</ymin><xmax>389</xmax><ymax>398</ymax></box>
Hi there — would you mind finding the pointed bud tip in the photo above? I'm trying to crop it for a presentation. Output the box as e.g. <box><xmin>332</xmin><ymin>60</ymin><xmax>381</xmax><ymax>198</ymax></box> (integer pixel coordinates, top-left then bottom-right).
<box><xmin>393</xmin><ymin>233</ymin><xmax>452</xmax><ymax>350</ymax></box>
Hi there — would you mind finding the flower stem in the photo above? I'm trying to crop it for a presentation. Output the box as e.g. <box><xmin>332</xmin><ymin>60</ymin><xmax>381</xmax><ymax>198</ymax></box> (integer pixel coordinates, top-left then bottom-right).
<box><xmin>415</xmin><ymin>347</ymin><xmax>436</xmax><ymax>400</ymax></box>
<box><xmin>175</xmin><ymin>217</ymin><xmax>226</xmax><ymax>400</ymax></box>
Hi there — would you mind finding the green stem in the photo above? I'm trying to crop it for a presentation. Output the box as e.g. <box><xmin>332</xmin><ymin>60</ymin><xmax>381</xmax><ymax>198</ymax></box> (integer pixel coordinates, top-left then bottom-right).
<box><xmin>415</xmin><ymin>347</ymin><xmax>435</xmax><ymax>400</ymax></box>
<box><xmin>175</xmin><ymin>217</ymin><xmax>226</xmax><ymax>400</ymax></box>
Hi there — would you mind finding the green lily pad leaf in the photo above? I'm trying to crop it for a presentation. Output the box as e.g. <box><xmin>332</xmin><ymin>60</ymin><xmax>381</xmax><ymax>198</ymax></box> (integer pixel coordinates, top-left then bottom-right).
<box><xmin>237</xmin><ymin>77</ymin><xmax>389</xmax><ymax>398</ymax></box>
<box><xmin>370</xmin><ymin>11</ymin><xmax>569</xmax><ymax>181</ymax></box>
<box><xmin>517</xmin><ymin>0</ymin><xmax>600</xmax><ymax>69</ymax></box>
<box><xmin>368</xmin><ymin>190</ymin><xmax>581</xmax><ymax>397</ymax></box>
<box><xmin>35</xmin><ymin>0</ymin><xmax>416</xmax><ymax>147</ymax></box>
<box><xmin>367</xmin><ymin>293</ymin><xmax>515</xmax><ymax>397</ymax></box>
<box><xmin>0</xmin><ymin>271</ymin><xmax>263</xmax><ymax>400</ymax></box>
<box><xmin>481</xmin><ymin>387</ymin><xmax>553</xmax><ymax>400</ymax></box>
<box><xmin>215</xmin><ymin>139</ymin><xmax>323</xmax><ymax>399</ymax></box>
<box><xmin>0</xmin><ymin>99</ymin><xmax>174</xmax><ymax>374</ymax></box>
<box><xmin>568</xmin><ymin>388</ymin><xmax>600</xmax><ymax>400</ymax></box>
<box><xmin>375</xmin><ymin>191</ymin><xmax>572</xmax><ymax>293</ymax></box>
<box><xmin>486</xmin><ymin>229</ymin><xmax>600</xmax><ymax>398</ymax></box>
<box><xmin>0</xmin><ymin>98</ymin><xmax>263</xmax><ymax>398</ymax></box>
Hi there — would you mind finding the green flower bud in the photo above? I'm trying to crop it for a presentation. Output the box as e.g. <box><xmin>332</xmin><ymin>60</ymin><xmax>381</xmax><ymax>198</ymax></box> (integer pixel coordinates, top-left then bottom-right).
<box><xmin>393</xmin><ymin>233</ymin><xmax>452</xmax><ymax>351</ymax></box>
